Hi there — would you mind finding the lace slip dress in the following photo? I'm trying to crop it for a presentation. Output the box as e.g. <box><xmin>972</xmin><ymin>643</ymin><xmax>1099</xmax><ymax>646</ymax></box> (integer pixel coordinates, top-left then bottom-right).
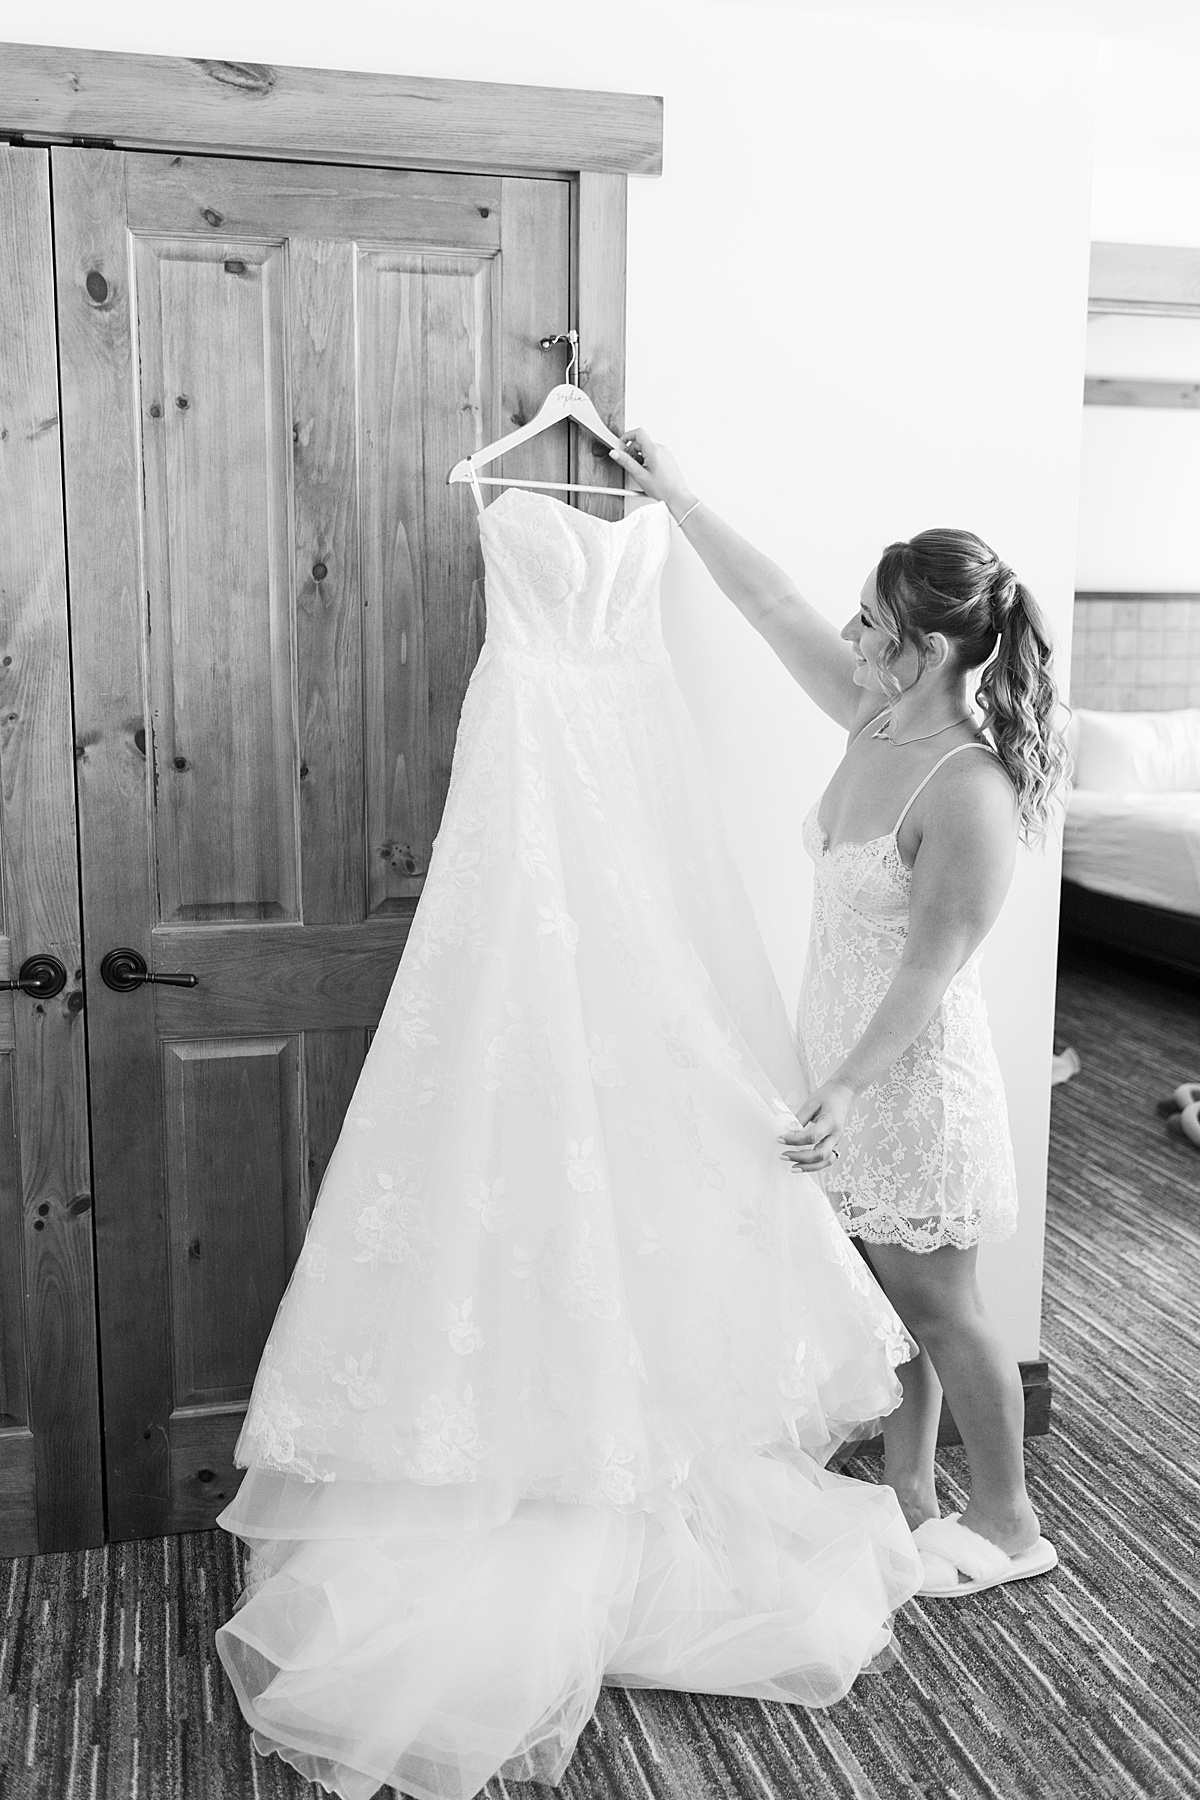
<box><xmin>797</xmin><ymin>739</ymin><xmax>1019</xmax><ymax>1253</ymax></box>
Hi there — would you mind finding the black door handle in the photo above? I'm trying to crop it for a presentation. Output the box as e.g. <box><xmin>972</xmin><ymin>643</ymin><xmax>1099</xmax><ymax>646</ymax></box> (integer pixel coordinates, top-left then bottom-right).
<box><xmin>100</xmin><ymin>948</ymin><xmax>199</xmax><ymax>992</ymax></box>
<box><xmin>0</xmin><ymin>954</ymin><xmax>68</xmax><ymax>998</ymax></box>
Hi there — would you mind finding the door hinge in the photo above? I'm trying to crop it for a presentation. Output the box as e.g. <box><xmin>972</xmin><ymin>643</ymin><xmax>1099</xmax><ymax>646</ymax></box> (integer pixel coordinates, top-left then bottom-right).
<box><xmin>0</xmin><ymin>130</ymin><xmax>117</xmax><ymax>149</ymax></box>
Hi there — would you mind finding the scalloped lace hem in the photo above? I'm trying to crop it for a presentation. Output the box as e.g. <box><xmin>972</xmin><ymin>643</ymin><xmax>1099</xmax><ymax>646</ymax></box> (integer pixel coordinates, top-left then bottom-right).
<box><xmin>835</xmin><ymin>1204</ymin><xmax>1019</xmax><ymax>1254</ymax></box>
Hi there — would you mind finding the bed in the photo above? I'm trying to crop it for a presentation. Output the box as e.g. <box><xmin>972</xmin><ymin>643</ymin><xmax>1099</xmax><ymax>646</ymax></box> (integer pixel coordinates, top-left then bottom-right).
<box><xmin>1060</xmin><ymin>707</ymin><xmax>1200</xmax><ymax>977</ymax></box>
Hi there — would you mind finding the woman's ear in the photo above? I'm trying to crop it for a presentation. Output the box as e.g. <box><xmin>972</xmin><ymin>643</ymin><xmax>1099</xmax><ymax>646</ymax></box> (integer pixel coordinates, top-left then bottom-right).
<box><xmin>922</xmin><ymin>630</ymin><xmax>952</xmax><ymax>673</ymax></box>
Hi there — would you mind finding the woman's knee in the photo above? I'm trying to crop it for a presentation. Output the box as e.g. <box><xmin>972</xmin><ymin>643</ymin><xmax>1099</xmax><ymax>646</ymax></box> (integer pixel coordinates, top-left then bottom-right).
<box><xmin>895</xmin><ymin>1286</ymin><xmax>950</xmax><ymax>1344</ymax></box>
<box><xmin>867</xmin><ymin>1243</ymin><xmax>981</xmax><ymax>1341</ymax></box>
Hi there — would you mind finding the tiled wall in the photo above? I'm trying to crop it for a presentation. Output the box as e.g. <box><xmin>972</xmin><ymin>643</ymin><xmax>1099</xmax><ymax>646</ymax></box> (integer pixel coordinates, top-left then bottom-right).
<box><xmin>1070</xmin><ymin>594</ymin><xmax>1200</xmax><ymax>711</ymax></box>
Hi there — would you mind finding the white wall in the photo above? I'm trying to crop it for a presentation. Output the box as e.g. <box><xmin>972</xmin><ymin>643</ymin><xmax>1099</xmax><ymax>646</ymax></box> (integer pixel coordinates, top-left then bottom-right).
<box><xmin>1</xmin><ymin>0</ymin><xmax>1099</xmax><ymax>1360</ymax></box>
<box><xmin>1092</xmin><ymin>31</ymin><xmax>1200</xmax><ymax>245</ymax></box>
<box><xmin>1082</xmin><ymin>30</ymin><xmax>1200</xmax><ymax>609</ymax></box>
<box><xmin>1078</xmin><ymin>315</ymin><xmax>1200</xmax><ymax>591</ymax></box>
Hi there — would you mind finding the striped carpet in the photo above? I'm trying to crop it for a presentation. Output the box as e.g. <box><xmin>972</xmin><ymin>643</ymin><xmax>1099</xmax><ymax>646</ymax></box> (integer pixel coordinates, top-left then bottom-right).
<box><xmin>2</xmin><ymin>940</ymin><xmax>1197</xmax><ymax>1800</ymax></box>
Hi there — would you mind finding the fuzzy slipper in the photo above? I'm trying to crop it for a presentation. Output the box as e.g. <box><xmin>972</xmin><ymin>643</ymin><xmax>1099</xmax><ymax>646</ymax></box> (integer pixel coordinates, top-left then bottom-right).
<box><xmin>914</xmin><ymin>1545</ymin><xmax>961</xmax><ymax>1593</ymax></box>
<box><xmin>1167</xmin><ymin>1102</ymin><xmax>1200</xmax><ymax>1148</ymax></box>
<box><xmin>913</xmin><ymin>1512</ymin><xmax>1058</xmax><ymax>1597</ymax></box>
<box><xmin>1157</xmin><ymin>1082</ymin><xmax>1200</xmax><ymax>1118</ymax></box>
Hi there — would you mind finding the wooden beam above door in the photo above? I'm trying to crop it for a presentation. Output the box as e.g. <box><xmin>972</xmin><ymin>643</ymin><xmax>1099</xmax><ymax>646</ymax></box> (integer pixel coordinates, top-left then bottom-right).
<box><xmin>0</xmin><ymin>40</ymin><xmax>664</xmax><ymax>178</ymax></box>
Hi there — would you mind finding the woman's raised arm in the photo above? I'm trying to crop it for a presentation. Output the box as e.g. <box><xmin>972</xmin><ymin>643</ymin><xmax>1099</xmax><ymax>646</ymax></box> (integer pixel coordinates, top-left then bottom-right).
<box><xmin>609</xmin><ymin>429</ymin><xmax>862</xmax><ymax>727</ymax></box>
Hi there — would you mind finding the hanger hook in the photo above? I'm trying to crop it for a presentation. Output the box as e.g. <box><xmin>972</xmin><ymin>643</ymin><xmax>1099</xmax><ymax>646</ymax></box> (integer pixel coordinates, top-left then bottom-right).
<box><xmin>538</xmin><ymin>329</ymin><xmax>580</xmax><ymax>386</ymax></box>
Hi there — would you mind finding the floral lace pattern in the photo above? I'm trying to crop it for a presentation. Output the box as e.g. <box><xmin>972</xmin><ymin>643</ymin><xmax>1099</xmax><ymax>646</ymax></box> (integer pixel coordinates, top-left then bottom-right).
<box><xmin>234</xmin><ymin>492</ymin><xmax>914</xmax><ymax>1510</ymax></box>
<box><xmin>796</xmin><ymin>805</ymin><xmax>1019</xmax><ymax>1252</ymax></box>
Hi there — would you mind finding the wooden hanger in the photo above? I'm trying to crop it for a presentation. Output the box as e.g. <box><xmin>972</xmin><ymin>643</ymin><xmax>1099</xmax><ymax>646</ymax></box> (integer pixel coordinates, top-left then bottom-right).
<box><xmin>446</xmin><ymin>331</ymin><xmax>645</xmax><ymax>513</ymax></box>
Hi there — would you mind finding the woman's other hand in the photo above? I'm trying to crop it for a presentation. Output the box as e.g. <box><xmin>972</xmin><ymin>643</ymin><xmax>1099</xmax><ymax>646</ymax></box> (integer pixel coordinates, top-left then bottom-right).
<box><xmin>779</xmin><ymin>1080</ymin><xmax>855</xmax><ymax>1173</ymax></box>
<box><xmin>608</xmin><ymin>427</ymin><xmax>697</xmax><ymax>517</ymax></box>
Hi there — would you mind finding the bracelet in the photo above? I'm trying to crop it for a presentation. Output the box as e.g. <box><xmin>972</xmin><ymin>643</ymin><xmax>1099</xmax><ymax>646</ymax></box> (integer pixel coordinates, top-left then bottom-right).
<box><xmin>674</xmin><ymin>499</ymin><xmax>702</xmax><ymax>529</ymax></box>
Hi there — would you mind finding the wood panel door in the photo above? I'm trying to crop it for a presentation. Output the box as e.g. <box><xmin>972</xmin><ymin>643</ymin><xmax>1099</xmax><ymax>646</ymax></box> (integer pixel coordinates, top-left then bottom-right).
<box><xmin>0</xmin><ymin>147</ymin><xmax>105</xmax><ymax>1556</ymax></box>
<box><xmin>53</xmin><ymin>146</ymin><xmax>601</xmax><ymax>1540</ymax></box>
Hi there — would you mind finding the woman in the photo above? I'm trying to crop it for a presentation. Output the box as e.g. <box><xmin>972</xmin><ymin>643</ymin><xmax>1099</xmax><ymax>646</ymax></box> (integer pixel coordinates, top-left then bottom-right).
<box><xmin>609</xmin><ymin>428</ymin><xmax>1067</xmax><ymax>1594</ymax></box>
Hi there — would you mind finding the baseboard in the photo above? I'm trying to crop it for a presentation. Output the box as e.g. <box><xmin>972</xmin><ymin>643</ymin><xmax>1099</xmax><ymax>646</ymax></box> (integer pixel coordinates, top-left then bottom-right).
<box><xmin>849</xmin><ymin>1358</ymin><xmax>1051</xmax><ymax>1460</ymax></box>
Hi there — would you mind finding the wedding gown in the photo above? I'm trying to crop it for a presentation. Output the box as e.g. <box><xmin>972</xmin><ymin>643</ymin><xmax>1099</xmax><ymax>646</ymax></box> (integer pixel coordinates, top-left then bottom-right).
<box><xmin>215</xmin><ymin>489</ymin><xmax>923</xmax><ymax>1800</ymax></box>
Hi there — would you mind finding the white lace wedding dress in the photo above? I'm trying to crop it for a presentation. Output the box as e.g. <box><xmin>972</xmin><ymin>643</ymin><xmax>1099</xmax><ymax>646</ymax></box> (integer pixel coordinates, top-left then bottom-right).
<box><xmin>215</xmin><ymin>490</ymin><xmax>923</xmax><ymax>1800</ymax></box>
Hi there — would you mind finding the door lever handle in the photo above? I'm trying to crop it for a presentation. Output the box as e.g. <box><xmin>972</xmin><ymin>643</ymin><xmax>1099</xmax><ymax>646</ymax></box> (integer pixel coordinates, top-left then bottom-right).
<box><xmin>0</xmin><ymin>954</ymin><xmax>69</xmax><ymax>998</ymax></box>
<box><xmin>100</xmin><ymin>948</ymin><xmax>199</xmax><ymax>992</ymax></box>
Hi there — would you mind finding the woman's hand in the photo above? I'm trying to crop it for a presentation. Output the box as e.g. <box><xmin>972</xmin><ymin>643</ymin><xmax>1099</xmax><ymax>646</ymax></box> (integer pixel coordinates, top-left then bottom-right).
<box><xmin>608</xmin><ymin>427</ymin><xmax>697</xmax><ymax>518</ymax></box>
<box><xmin>779</xmin><ymin>1080</ymin><xmax>855</xmax><ymax>1174</ymax></box>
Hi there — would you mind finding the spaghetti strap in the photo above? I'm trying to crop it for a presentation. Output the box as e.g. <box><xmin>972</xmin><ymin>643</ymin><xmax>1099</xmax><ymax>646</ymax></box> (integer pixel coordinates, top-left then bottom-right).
<box><xmin>892</xmin><ymin>741</ymin><xmax>993</xmax><ymax>835</ymax></box>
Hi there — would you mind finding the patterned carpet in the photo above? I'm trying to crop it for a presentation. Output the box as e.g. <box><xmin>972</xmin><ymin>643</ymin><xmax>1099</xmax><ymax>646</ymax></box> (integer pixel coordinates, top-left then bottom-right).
<box><xmin>2</xmin><ymin>940</ymin><xmax>1197</xmax><ymax>1800</ymax></box>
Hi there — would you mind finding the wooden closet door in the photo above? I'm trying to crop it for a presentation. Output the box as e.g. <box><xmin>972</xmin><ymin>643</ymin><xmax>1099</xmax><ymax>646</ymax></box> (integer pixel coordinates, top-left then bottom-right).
<box><xmin>54</xmin><ymin>147</ymin><xmax>574</xmax><ymax>1539</ymax></box>
<box><xmin>0</xmin><ymin>147</ymin><xmax>105</xmax><ymax>1556</ymax></box>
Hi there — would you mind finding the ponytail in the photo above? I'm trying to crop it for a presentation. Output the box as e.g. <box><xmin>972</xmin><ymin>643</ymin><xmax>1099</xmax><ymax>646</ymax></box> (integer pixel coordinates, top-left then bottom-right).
<box><xmin>974</xmin><ymin>578</ymin><xmax>1069</xmax><ymax>847</ymax></box>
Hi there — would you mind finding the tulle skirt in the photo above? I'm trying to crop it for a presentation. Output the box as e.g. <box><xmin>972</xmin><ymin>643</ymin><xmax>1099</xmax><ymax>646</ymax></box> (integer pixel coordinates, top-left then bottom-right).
<box><xmin>217</xmin><ymin>1447</ymin><xmax>920</xmax><ymax>1800</ymax></box>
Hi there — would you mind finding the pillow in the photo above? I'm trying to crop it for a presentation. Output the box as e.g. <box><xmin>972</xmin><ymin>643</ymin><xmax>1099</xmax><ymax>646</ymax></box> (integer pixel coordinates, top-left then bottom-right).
<box><xmin>1068</xmin><ymin>707</ymin><xmax>1200</xmax><ymax>792</ymax></box>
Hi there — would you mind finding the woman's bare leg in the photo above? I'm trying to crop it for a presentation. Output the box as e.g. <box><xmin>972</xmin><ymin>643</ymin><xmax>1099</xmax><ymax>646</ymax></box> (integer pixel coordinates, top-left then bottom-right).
<box><xmin>856</xmin><ymin>1240</ymin><xmax>942</xmax><ymax>1528</ymax></box>
<box><xmin>865</xmin><ymin>1240</ymin><xmax>1040</xmax><ymax>1554</ymax></box>
<box><xmin>881</xmin><ymin>1346</ymin><xmax>942</xmax><ymax>1529</ymax></box>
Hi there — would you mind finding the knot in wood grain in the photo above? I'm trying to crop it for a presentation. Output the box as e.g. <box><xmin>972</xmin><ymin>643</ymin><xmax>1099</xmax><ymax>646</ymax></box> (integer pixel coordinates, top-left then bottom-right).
<box><xmin>192</xmin><ymin>58</ymin><xmax>276</xmax><ymax>97</ymax></box>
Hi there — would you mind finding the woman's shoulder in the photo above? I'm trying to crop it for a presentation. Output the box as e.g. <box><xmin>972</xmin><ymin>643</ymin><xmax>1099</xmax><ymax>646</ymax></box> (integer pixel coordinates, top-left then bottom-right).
<box><xmin>922</xmin><ymin>736</ymin><xmax>1018</xmax><ymax>831</ymax></box>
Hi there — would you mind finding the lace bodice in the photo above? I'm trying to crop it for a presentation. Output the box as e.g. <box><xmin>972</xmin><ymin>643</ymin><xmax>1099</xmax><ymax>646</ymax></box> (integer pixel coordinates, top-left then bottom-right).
<box><xmin>478</xmin><ymin>490</ymin><xmax>671</xmax><ymax>664</ymax></box>
<box><xmin>802</xmin><ymin>806</ymin><xmax>915</xmax><ymax>937</ymax></box>
<box><xmin>796</xmin><ymin>768</ymin><xmax>1018</xmax><ymax>1253</ymax></box>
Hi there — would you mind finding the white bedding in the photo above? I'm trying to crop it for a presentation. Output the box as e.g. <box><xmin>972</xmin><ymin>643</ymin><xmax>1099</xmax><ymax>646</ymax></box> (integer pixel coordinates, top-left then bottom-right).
<box><xmin>1063</xmin><ymin>789</ymin><xmax>1200</xmax><ymax>916</ymax></box>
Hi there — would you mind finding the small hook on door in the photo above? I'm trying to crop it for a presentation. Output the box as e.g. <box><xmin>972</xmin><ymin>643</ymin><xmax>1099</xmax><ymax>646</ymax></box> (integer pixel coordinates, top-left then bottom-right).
<box><xmin>538</xmin><ymin>329</ymin><xmax>579</xmax><ymax>385</ymax></box>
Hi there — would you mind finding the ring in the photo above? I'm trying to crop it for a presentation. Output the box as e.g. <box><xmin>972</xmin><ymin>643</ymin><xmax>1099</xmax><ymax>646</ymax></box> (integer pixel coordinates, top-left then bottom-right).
<box><xmin>831</xmin><ymin>1149</ymin><xmax>840</xmax><ymax>1159</ymax></box>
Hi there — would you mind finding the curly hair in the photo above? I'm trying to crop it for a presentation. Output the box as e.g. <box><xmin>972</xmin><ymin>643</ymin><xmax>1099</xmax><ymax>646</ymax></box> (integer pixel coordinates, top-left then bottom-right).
<box><xmin>872</xmin><ymin>528</ymin><xmax>1069</xmax><ymax>845</ymax></box>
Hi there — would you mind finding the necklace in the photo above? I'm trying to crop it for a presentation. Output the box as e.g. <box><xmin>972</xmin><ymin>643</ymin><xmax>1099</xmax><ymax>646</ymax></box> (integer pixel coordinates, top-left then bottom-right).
<box><xmin>872</xmin><ymin>713</ymin><xmax>973</xmax><ymax>746</ymax></box>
